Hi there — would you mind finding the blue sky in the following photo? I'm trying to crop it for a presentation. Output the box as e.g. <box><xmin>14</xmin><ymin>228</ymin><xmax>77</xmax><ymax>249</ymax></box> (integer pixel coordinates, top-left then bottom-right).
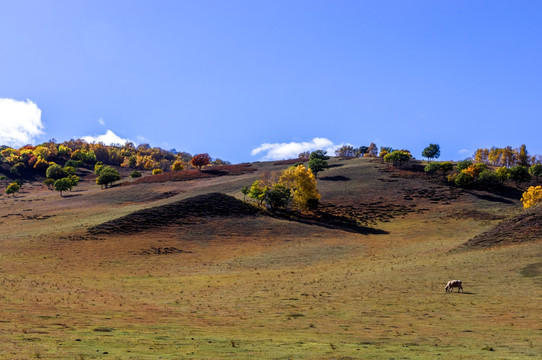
<box><xmin>1</xmin><ymin>1</ymin><xmax>541</xmax><ymax>163</ymax></box>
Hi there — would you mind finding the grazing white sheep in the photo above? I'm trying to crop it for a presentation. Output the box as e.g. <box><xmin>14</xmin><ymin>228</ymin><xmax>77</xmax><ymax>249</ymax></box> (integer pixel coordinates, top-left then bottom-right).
<box><xmin>445</xmin><ymin>280</ymin><xmax>463</xmax><ymax>293</ymax></box>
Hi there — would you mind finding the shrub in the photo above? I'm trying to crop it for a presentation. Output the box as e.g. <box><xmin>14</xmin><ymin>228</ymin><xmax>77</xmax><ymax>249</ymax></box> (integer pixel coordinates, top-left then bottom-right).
<box><xmin>152</xmin><ymin>168</ymin><xmax>163</xmax><ymax>175</ymax></box>
<box><xmin>46</xmin><ymin>164</ymin><xmax>67</xmax><ymax>180</ymax></box>
<box><xmin>478</xmin><ymin>170</ymin><xmax>500</xmax><ymax>187</ymax></box>
<box><xmin>454</xmin><ymin>171</ymin><xmax>474</xmax><ymax>187</ymax></box>
<box><xmin>440</xmin><ymin>162</ymin><xmax>454</xmax><ymax>174</ymax></box>
<box><xmin>521</xmin><ymin>186</ymin><xmax>542</xmax><ymax>209</ymax></box>
<box><xmin>509</xmin><ymin>165</ymin><xmax>531</xmax><ymax>187</ymax></box>
<box><xmin>5</xmin><ymin>182</ymin><xmax>21</xmax><ymax>197</ymax></box>
<box><xmin>263</xmin><ymin>185</ymin><xmax>292</xmax><ymax>210</ymax></box>
<box><xmin>130</xmin><ymin>170</ymin><xmax>142</xmax><ymax>179</ymax></box>
<box><xmin>495</xmin><ymin>166</ymin><xmax>510</xmax><ymax>184</ymax></box>
<box><xmin>456</xmin><ymin>160</ymin><xmax>473</xmax><ymax>172</ymax></box>
<box><xmin>424</xmin><ymin>162</ymin><xmax>441</xmax><ymax>174</ymax></box>
<box><xmin>96</xmin><ymin>167</ymin><xmax>121</xmax><ymax>188</ymax></box>
<box><xmin>529</xmin><ymin>164</ymin><xmax>542</xmax><ymax>182</ymax></box>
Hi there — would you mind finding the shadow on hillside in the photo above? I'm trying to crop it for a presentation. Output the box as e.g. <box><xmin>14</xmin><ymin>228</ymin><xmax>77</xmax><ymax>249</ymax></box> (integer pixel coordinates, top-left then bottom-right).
<box><xmin>61</xmin><ymin>193</ymin><xmax>82</xmax><ymax>198</ymax></box>
<box><xmin>267</xmin><ymin>210</ymin><xmax>389</xmax><ymax>235</ymax></box>
<box><xmin>319</xmin><ymin>175</ymin><xmax>350</xmax><ymax>182</ymax></box>
<box><xmin>468</xmin><ymin>192</ymin><xmax>514</xmax><ymax>204</ymax></box>
<box><xmin>88</xmin><ymin>192</ymin><xmax>389</xmax><ymax>237</ymax></box>
<box><xmin>328</xmin><ymin>164</ymin><xmax>344</xmax><ymax>168</ymax></box>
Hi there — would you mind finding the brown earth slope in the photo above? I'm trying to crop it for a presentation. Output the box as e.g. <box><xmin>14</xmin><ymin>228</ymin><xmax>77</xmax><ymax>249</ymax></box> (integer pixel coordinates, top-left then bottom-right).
<box><xmin>462</xmin><ymin>204</ymin><xmax>542</xmax><ymax>249</ymax></box>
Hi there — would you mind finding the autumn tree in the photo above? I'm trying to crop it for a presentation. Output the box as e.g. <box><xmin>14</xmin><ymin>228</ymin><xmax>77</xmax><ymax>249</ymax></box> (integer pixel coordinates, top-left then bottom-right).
<box><xmin>5</xmin><ymin>182</ymin><xmax>21</xmax><ymax>197</ymax></box>
<box><xmin>379</xmin><ymin>146</ymin><xmax>393</xmax><ymax>159</ymax></box>
<box><xmin>366</xmin><ymin>143</ymin><xmax>378</xmax><ymax>157</ymax></box>
<box><xmin>517</xmin><ymin>144</ymin><xmax>529</xmax><ymax>167</ymax></box>
<box><xmin>334</xmin><ymin>145</ymin><xmax>356</xmax><ymax>159</ymax></box>
<box><xmin>248</xmin><ymin>180</ymin><xmax>267</xmax><ymax>206</ymax></box>
<box><xmin>171</xmin><ymin>160</ymin><xmax>184</xmax><ymax>171</ymax></box>
<box><xmin>474</xmin><ymin>148</ymin><xmax>489</xmax><ymax>164</ymax></box>
<box><xmin>298</xmin><ymin>151</ymin><xmax>310</xmax><ymax>160</ymax></box>
<box><xmin>383</xmin><ymin>150</ymin><xmax>412</xmax><ymax>168</ymax></box>
<box><xmin>529</xmin><ymin>164</ymin><xmax>542</xmax><ymax>182</ymax></box>
<box><xmin>278</xmin><ymin>164</ymin><xmax>320</xmax><ymax>210</ymax></box>
<box><xmin>191</xmin><ymin>153</ymin><xmax>211</xmax><ymax>171</ymax></box>
<box><xmin>521</xmin><ymin>186</ymin><xmax>542</xmax><ymax>209</ymax></box>
<box><xmin>422</xmin><ymin>144</ymin><xmax>441</xmax><ymax>161</ymax></box>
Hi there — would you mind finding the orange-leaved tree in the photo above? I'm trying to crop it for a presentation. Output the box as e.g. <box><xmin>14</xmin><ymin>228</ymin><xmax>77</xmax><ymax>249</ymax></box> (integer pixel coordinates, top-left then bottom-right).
<box><xmin>278</xmin><ymin>164</ymin><xmax>320</xmax><ymax>211</ymax></box>
<box><xmin>190</xmin><ymin>153</ymin><xmax>211</xmax><ymax>171</ymax></box>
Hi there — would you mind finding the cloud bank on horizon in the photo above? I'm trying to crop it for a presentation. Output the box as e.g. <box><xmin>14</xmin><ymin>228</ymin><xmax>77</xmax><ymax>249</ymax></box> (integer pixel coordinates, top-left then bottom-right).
<box><xmin>0</xmin><ymin>98</ymin><xmax>43</xmax><ymax>147</ymax></box>
<box><xmin>251</xmin><ymin>137</ymin><xmax>345</xmax><ymax>160</ymax></box>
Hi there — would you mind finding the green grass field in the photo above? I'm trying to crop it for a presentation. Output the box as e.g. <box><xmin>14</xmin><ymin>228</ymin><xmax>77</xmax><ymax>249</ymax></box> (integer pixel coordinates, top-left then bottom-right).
<box><xmin>0</xmin><ymin>158</ymin><xmax>540</xmax><ymax>359</ymax></box>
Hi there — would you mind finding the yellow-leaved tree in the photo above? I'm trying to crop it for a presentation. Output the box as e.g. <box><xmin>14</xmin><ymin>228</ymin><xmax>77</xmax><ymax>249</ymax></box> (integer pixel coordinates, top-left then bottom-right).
<box><xmin>521</xmin><ymin>186</ymin><xmax>542</xmax><ymax>209</ymax></box>
<box><xmin>278</xmin><ymin>164</ymin><xmax>320</xmax><ymax>211</ymax></box>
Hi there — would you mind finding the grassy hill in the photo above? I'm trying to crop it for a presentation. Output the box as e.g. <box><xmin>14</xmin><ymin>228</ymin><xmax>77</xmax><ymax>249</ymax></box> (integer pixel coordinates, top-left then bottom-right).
<box><xmin>0</xmin><ymin>157</ymin><xmax>541</xmax><ymax>359</ymax></box>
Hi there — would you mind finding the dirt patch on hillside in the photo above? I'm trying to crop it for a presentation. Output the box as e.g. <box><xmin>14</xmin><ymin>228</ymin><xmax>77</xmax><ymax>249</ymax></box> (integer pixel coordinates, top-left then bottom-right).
<box><xmin>445</xmin><ymin>209</ymin><xmax>506</xmax><ymax>221</ymax></box>
<box><xmin>126</xmin><ymin>164</ymin><xmax>256</xmax><ymax>185</ymax></box>
<box><xmin>460</xmin><ymin>205</ymin><xmax>542</xmax><ymax>249</ymax></box>
<box><xmin>88</xmin><ymin>193</ymin><xmax>260</xmax><ymax>235</ymax></box>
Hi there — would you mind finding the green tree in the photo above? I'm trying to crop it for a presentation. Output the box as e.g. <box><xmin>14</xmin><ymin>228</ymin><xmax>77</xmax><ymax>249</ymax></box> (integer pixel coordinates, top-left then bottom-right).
<box><xmin>5</xmin><ymin>182</ymin><xmax>21</xmax><ymax>197</ymax></box>
<box><xmin>454</xmin><ymin>171</ymin><xmax>474</xmax><ymax>187</ymax></box>
<box><xmin>422</xmin><ymin>144</ymin><xmax>441</xmax><ymax>161</ymax></box>
<box><xmin>478</xmin><ymin>170</ymin><xmax>500</xmax><ymax>188</ymax></box>
<box><xmin>130</xmin><ymin>170</ymin><xmax>142</xmax><ymax>179</ymax></box>
<box><xmin>529</xmin><ymin>164</ymin><xmax>542</xmax><ymax>182</ymax></box>
<box><xmin>424</xmin><ymin>162</ymin><xmax>441</xmax><ymax>175</ymax></box>
<box><xmin>509</xmin><ymin>165</ymin><xmax>531</xmax><ymax>187</ymax></box>
<box><xmin>356</xmin><ymin>146</ymin><xmax>369</xmax><ymax>157</ymax></box>
<box><xmin>241</xmin><ymin>185</ymin><xmax>250</xmax><ymax>201</ymax></box>
<box><xmin>456</xmin><ymin>160</ymin><xmax>473</xmax><ymax>172</ymax></box>
<box><xmin>310</xmin><ymin>150</ymin><xmax>330</xmax><ymax>160</ymax></box>
<box><xmin>43</xmin><ymin>178</ymin><xmax>55</xmax><ymax>189</ymax></box>
<box><xmin>263</xmin><ymin>185</ymin><xmax>292</xmax><ymax>210</ymax></box>
<box><xmin>46</xmin><ymin>163</ymin><xmax>67</xmax><ymax>180</ymax></box>
<box><xmin>308</xmin><ymin>151</ymin><xmax>329</xmax><ymax>178</ymax></box>
<box><xmin>54</xmin><ymin>178</ymin><xmax>71</xmax><ymax>196</ymax></box>
<box><xmin>495</xmin><ymin>166</ymin><xmax>510</xmax><ymax>184</ymax></box>
<box><xmin>67</xmin><ymin>175</ymin><xmax>80</xmax><ymax>190</ymax></box>
<box><xmin>96</xmin><ymin>167</ymin><xmax>121</xmax><ymax>188</ymax></box>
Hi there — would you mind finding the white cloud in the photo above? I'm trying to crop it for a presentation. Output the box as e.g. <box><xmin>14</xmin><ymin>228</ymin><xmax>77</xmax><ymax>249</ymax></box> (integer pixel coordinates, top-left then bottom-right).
<box><xmin>0</xmin><ymin>98</ymin><xmax>44</xmax><ymax>147</ymax></box>
<box><xmin>251</xmin><ymin>137</ymin><xmax>344</xmax><ymax>160</ymax></box>
<box><xmin>458</xmin><ymin>149</ymin><xmax>470</xmax><ymax>155</ymax></box>
<box><xmin>98</xmin><ymin>117</ymin><xmax>105</xmax><ymax>126</ymax></box>
<box><xmin>82</xmin><ymin>130</ymin><xmax>131</xmax><ymax>146</ymax></box>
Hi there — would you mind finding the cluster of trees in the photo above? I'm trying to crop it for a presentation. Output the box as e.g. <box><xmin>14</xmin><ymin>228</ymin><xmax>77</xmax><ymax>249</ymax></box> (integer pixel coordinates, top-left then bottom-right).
<box><xmin>242</xmin><ymin>164</ymin><xmax>320</xmax><ymax>211</ymax></box>
<box><xmin>0</xmin><ymin>140</ymin><xmax>226</xmax><ymax>181</ymax></box>
<box><xmin>425</xmin><ymin>159</ymin><xmax>542</xmax><ymax>188</ymax></box>
<box><xmin>473</xmin><ymin>145</ymin><xmax>541</xmax><ymax>168</ymax></box>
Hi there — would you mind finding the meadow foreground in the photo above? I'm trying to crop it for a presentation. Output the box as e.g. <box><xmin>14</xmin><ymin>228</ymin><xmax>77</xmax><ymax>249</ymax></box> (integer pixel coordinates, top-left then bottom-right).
<box><xmin>0</xmin><ymin>158</ymin><xmax>541</xmax><ymax>359</ymax></box>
